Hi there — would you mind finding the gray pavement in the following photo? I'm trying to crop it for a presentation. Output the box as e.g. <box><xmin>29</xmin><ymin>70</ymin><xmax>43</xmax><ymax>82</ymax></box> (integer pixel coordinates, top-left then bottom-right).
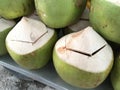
<box><xmin>0</xmin><ymin>65</ymin><xmax>55</xmax><ymax>90</ymax></box>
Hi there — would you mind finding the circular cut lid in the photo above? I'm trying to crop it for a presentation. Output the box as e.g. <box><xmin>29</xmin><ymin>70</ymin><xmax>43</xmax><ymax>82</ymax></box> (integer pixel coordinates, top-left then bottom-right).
<box><xmin>55</xmin><ymin>26</ymin><xmax>113</xmax><ymax>73</ymax></box>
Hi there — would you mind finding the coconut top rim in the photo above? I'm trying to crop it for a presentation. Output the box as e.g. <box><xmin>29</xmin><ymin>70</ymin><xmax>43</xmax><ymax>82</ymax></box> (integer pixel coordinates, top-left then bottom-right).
<box><xmin>0</xmin><ymin>18</ymin><xmax>15</xmax><ymax>32</ymax></box>
<box><xmin>55</xmin><ymin>26</ymin><xmax>113</xmax><ymax>73</ymax></box>
<box><xmin>6</xmin><ymin>17</ymin><xmax>55</xmax><ymax>55</ymax></box>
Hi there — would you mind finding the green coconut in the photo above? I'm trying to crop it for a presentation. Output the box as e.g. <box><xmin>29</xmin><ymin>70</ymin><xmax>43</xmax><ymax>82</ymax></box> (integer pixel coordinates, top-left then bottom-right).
<box><xmin>53</xmin><ymin>26</ymin><xmax>113</xmax><ymax>88</ymax></box>
<box><xmin>6</xmin><ymin>17</ymin><xmax>57</xmax><ymax>69</ymax></box>
<box><xmin>0</xmin><ymin>18</ymin><xmax>15</xmax><ymax>55</ymax></box>
<box><xmin>0</xmin><ymin>0</ymin><xmax>35</xmax><ymax>19</ymax></box>
<box><xmin>35</xmin><ymin>0</ymin><xmax>87</xmax><ymax>28</ymax></box>
<box><xmin>111</xmin><ymin>51</ymin><xmax>120</xmax><ymax>90</ymax></box>
<box><xmin>63</xmin><ymin>8</ymin><xmax>90</xmax><ymax>34</ymax></box>
<box><xmin>90</xmin><ymin>0</ymin><xmax>120</xmax><ymax>44</ymax></box>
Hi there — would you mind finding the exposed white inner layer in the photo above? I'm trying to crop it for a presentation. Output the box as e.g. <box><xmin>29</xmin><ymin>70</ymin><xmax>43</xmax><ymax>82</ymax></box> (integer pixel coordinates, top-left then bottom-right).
<box><xmin>6</xmin><ymin>17</ymin><xmax>54</xmax><ymax>55</ymax></box>
<box><xmin>55</xmin><ymin>26</ymin><xmax>113</xmax><ymax>73</ymax></box>
<box><xmin>65</xmin><ymin>27</ymin><xmax>107</xmax><ymax>54</ymax></box>
<box><xmin>106</xmin><ymin>0</ymin><xmax>120</xmax><ymax>6</ymax></box>
<box><xmin>7</xmin><ymin>17</ymin><xmax>47</xmax><ymax>42</ymax></box>
<box><xmin>0</xmin><ymin>18</ymin><xmax>15</xmax><ymax>32</ymax></box>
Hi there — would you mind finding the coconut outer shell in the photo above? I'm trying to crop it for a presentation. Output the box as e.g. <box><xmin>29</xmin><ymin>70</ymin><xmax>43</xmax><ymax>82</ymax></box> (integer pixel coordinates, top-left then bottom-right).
<box><xmin>111</xmin><ymin>52</ymin><xmax>120</xmax><ymax>90</ymax></box>
<box><xmin>53</xmin><ymin>48</ymin><xmax>113</xmax><ymax>88</ymax></box>
<box><xmin>0</xmin><ymin>19</ymin><xmax>15</xmax><ymax>55</ymax></box>
<box><xmin>90</xmin><ymin>0</ymin><xmax>120</xmax><ymax>44</ymax></box>
<box><xmin>0</xmin><ymin>0</ymin><xmax>35</xmax><ymax>19</ymax></box>
<box><xmin>53</xmin><ymin>27</ymin><xmax>114</xmax><ymax>88</ymax></box>
<box><xmin>35</xmin><ymin>0</ymin><xmax>87</xmax><ymax>28</ymax></box>
<box><xmin>0</xmin><ymin>27</ymin><xmax>13</xmax><ymax>55</ymax></box>
<box><xmin>6</xmin><ymin>30</ymin><xmax>57</xmax><ymax>69</ymax></box>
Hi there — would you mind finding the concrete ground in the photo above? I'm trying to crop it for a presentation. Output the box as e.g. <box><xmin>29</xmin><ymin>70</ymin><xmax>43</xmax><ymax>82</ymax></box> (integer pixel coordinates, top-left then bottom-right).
<box><xmin>0</xmin><ymin>65</ymin><xmax>55</xmax><ymax>90</ymax></box>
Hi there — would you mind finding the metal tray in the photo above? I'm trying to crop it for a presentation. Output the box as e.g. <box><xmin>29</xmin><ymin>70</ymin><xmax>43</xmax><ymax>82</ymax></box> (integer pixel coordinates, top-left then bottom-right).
<box><xmin>0</xmin><ymin>55</ymin><xmax>113</xmax><ymax>90</ymax></box>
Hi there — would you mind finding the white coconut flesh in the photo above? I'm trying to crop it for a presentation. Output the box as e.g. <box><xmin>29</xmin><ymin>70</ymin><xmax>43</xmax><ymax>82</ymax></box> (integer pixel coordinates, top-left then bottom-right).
<box><xmin>55</xmin><ymin>26</ymin><xmax>113</xmax><ymax>73</ymax></box>
<box><xmin>106</xmin><ymin>0</ymin><xmax>120</xmax><ymax>6</ymax></box>
<box><xmin>6</xmin><ymin>17</ymin><xmax>54</xmax><ymax>55</ymax></box>
<box><xmin>69</xmin><ymin>8</ymin><xmax>90</xmax><ymax>32</ymax></box>
<box><xmin>0</xmin><ymin>18</ymin><xmax>15</xmax><ymax>32</ymax></box>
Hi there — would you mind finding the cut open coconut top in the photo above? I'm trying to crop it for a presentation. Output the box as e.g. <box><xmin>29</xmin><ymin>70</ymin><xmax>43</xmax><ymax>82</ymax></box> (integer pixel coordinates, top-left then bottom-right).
<box><xmin>106</xmin><ymin>0</ymin><xmax>120</xmax><ymax>6</ymax></box>
<box><xmin>6</xmin><ymin>17</ymin><xmax>55</xmax><ymax>55</ymax></box>
<box><xmin>55</xmin><ymin>27</ymin><xmax>113</xmax><ymax>73</ymax></box>
<box><xmin>0</xmin><ymin>18</ymin><xmax>15</xmax><ymax>32</ymax></box>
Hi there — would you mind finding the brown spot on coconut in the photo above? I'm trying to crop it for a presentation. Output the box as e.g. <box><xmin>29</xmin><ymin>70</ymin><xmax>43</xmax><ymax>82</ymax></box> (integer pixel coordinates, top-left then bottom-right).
<box><xmin>57</xmin><ymin>47</ymin><xmax>66</xmax><ymax>54</ymax></box>
<box><xmin>53</xmin><ymin>26</ymin><xmax>114</xmax><ymax>88</ymax></box>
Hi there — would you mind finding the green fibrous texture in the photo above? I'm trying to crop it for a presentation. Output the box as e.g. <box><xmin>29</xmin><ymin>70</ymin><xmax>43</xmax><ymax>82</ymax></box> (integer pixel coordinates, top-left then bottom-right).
<box><xmin>53</xmin><ymin>49</ymin><xmax>113</xmax><ymax>88</ymax></box>
<box><xmin>35</xmin><ymin>0</ymin><xmax>87</xmax><ymax>28</ymax></box>
<box><xmin>111</xmin><ymin>53</ymin><xmax>120</xmax><ymax>90</ymax></box>
<box><xmin>6</xmin><ymin>31</ymin><xmax>57</xmax><ymax>69</ymax></box>
<box><xmin>0</xmin><ymin>0</ymin><xmax>35</xmax><ymax>19</ymax></box>
<box><xmin>0</xmin><ymin>27</ymin><xmax>13</xmax><ymax>55</ymax></box>
<box><xmin>90</xmin><ymin>0</ymin><xmax>120</xmax><ymax>44</ymax></box>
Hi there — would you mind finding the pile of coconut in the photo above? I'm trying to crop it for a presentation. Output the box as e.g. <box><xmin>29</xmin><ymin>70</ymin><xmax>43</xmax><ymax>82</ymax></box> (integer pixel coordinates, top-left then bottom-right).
<box><xmin>0</xmin><ymin>0</ymin><xmax>120</xmax><ymax>90</ymax></box>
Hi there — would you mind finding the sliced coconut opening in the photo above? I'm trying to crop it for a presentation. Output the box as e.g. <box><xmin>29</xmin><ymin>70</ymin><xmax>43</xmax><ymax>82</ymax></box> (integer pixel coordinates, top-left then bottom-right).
<box><xmin>6</xmin><ymin>17</ymin><xmax>54</xmax><ymax>55</ymax></box>
<box><xmin>55</xmin><ymin>26</ymin><xmax>113</xmax><ymax>73</ymax></box>
<box><xmin>106</xmin><ymin>0</ymin><xmax>120</xmax><ymax>6</ymax></box>
<box><xmin>0</xmin><ymin>18</ymin><xmax>15</xmax><ymax>32</ymax></box>
<box><xmin>66</xmin><ymin>44</ymin><xmax>106</xmax><ymax>57</ymax></box>
<box><xmin>7</xmin><ymin>17</ymin><xmax>47</xmax><ymax>43</ymax></box>
<box><xmin>58</xmin><ymin>27</ymin><xmax>107</xmax><ymax>57</ymax></box>
<box><xmin>65</xmin><ymin>27</ymin><xmax>107</xmax><ymax>55</ymax></box>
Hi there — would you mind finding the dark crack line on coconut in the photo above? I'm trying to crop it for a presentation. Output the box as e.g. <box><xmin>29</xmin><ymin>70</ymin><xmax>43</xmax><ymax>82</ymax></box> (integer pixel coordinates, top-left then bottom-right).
<box><xmin>66</xmin><ymin>45</ymin><xmax>106</xmax><ymax>57</ymax></box>
<box><xmin>65</xmin><ymin>38</ymin><xmax>106</xmax><ymax>56</ymax></box>
<box><xmin>91</xmin><ymin>45</ymin><xmax>106</xmax><ymax>56</ymax></box>
<box><xmin>11</xmin><ymin>30</ymin><xmax>48</xmax><ymax>45</ymax></box>
<box><xmin>32</xmin><ymin>30</ymin><xmax>48</xmax><ymax>45</ymax></box>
